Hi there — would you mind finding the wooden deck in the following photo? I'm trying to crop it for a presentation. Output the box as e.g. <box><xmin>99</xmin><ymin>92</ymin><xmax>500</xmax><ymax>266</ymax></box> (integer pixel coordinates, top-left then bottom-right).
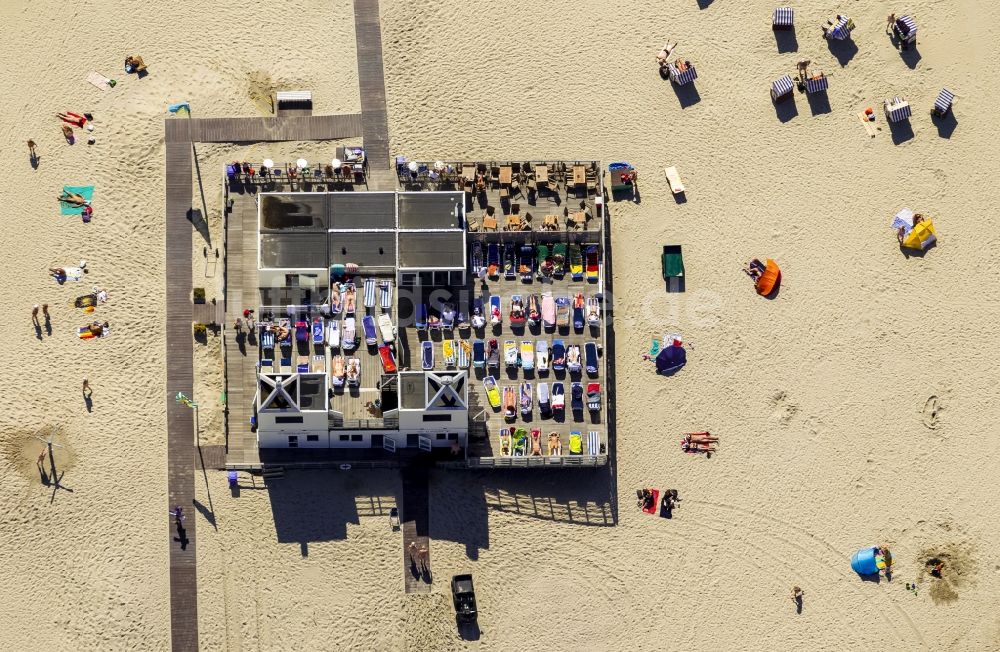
<box><xmin>164</xmin><ymin>113</ymin><xmax>362</xmax><ymax>144</ymax></box>
<box><xmin>165</xmin><ymin>141</ymin><xmax>199</xmax><ymax>652</ymax></box>
<box><xmin>401</xmin><ymin>467</ymin><xmax>431</xmax><ymax>594</ymax></box>
<box><xmin>354</xmin><ymin>0</ymin><xmax>391</xmax><ymax>170</ymax></box>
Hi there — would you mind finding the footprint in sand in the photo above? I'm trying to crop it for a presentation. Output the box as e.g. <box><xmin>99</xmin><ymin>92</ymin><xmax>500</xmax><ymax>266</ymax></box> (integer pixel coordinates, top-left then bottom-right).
<box><xmin>921</xmin><ymin>395</ymin><xmax>942</xmax><ymax>429</ymax></box>
<box><xmin>769</xmin><ymin>391</ymin><xmax>799</xmax><ymax>425</ymax></box>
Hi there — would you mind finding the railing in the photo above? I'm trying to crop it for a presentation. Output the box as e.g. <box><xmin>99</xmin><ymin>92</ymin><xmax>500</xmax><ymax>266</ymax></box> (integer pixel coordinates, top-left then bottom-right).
<box><xmin>465</xmin><ymin>455</ymin><xmax>608</xmax><ymax>468</ymax></box>
<box><xmin>328</xmin><ymin>417</ymin><xmax>398</xmax><ymax>430</ymax></box>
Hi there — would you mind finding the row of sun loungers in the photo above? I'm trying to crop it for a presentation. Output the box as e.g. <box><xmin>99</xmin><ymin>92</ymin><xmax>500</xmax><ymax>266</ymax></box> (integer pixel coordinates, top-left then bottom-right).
<box><xmin>471</xmin><ymin>293</ymin><xmax>601</xmax><ymax>331</ymax></box>
<box><xmin>330</xmin><ymin>279</ymin><xmax>392</xmax><ymax>315</ymax></box>
<box><xmin>485</xmin><ymin>378</ymin><xmax>602</xmax><ymax>420</ymax></box>
<box><xmin>497</xmin><ymin>429</ymin><xmax>602</xmax><ymax>457</ymax></box>
<box><xmin>471</xmin><ymin>242</ymin><xmax>600</xmax><ymax>283</ymax></box>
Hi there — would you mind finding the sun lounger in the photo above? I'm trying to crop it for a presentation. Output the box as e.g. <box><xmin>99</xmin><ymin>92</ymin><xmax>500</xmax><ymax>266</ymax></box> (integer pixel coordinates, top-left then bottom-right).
<box><xmin>555</xmin><ymin>296</ymin><xmax>570</xmax><ymax>328</ymax></box>
<box><xmin>471</xmin><ymin>297</ymin><xmax>486</xmax><ymax>330</ymax></box>
<box><xmin>552</xmin><ymin>383</ymin><xmax>565</xmax><ymax>412</ymax></box>
<box><xmin>422</xmin><ymin>341</ymin><xmax>434</xmax><ymax>370</ymax></box>
<box><xmin>487</xmin><ymin>338</ymin><xmax>500</xmax><ymax>367</ymax></box>
<box><xmin>363</xmin><ymin>278</ymin><xmax>376</xmax><ymax>308</ymax></box>
<box><xmin>443</xmin><ymin>340</ymin><xmax>456</xmax><ymax>367</ymax></box>
<box><xmin>415</xmin><ymin>303</ymin><xmax>427</xmax><ymax>330</ymax></box>
<box><xmin>567</xmin><ymin>345</ymin><xmax>581</xmax><ymax>373</ymax></box>
<box><xmin>527</xmin><ymin>294</ymin><xmax>541</xmax><ymax>326</ymax></box>
<box><xmin>587</xmin><ymin>383</ymin><xmax>601</xmax><ymax>411</ymax></box>
<box><xmin>536</xmin><ymin>245</ymin><xmax>552</xmax><ymax>279</ymax></box>
<box><xmin>344</xmin><ymin>283</ymin><xmax>357</xmax><ymax>314</ymax></box>
<box><xmin>512</xmin><ymin>428</ymin><xmax>528</xmax><ymax>456</ymax></box>
<box><xmin>932</xmin><ymin>88</ymin><xmax>955</xmax><ymax>117</ymax></box>
<box><xmin>542</xmin><ymin>294</ymin><xmax>556</xmax><ymax>330</ymax></box>
<box><xmin>441</xmin><ymin>303</ymin><xmax>456</xmax><ymax>330</ymax></box>
<box><xmin>588</xmin><ymin>431</ymin><xmax>600</xmax><ymax>455</ymax></box>
<box><xmin>379</xmin><ymin>280</ymin><xmax>393</xmax><ymax>311</ymax></box>
<box><xmin>537</xmin><ymin>382</ymin><xmax>550</xmax><ymax>415</ymax></box>
<box><xmin>326</xmin><ymin>320</ymin><xmax>340</xmax><ymax>349</ymax></box>
<box><xmin>509</xmin><ymin>295</ymin><xmax>526</xmax><ymax>327</ymax></box>
<box><xmin>346</xmin><ymin>358</ymin><xmax>361</xmax><ymax>385</ymax></box>
<box><xmin>585</xmin><ymin>342</ymin><xmax>599</xmax><ymax>376</ymax></box>
<box><xmin>362</xmin><ymin>315</ymin><xmax>377</xmax><ymax>346</ymax></box>
<box><xmin>310</xmin><ymin>354</ymin><xmax>324</xmax><ymax>373</ymax></box>
<box><xmin>585</xmin><ymin>246</ymin><xmax>600</xmax><ymax>283</ymax></box>
<box><xmin>504</xmin><ymin>340</ymin><xmax>518</xmax><ymax>367</ymax></box>
<box><xmin>470</xmin><ymin>241</ymin><xmax>484</xmax><ymax>276</ymax></box>
<box><xmin>279</xmin><ymin>357</ymin><xmax>292</xmax><ymax>373</ymax></box>
<box><xmin>487</xmin><ymin>243</ymin><xmax>500</xmax><ymax>278</ymax></box>
<box><xmin>551</xmin><ymin>339</ymin><xmax>566</xmax><ymax>371</ymax></box>
<box><xmin>312</xmin><ymin>317</ymin><xmax>324</xmax><ymax>344</ymax></box>
<box><xmin>569</xmin><ymin>431</ymin><xmax>583</xmax><ymax>455</ymax></box>
<box><xmin>663</xmin><ymin>166</ymin><xmax>686</xmax><ymax>194</ymax></box>
<box><xmin>331</xmin><ymin>355</ymin><xmax>345</xmax><ymax>386</ymax></box>
<box><xmin>518</xmin><ymin>245</ymin><xmax>534</xmax><ymax>282</ymax></box>
<box><xmin>547</xmin><ymin>432</ymin><xmax>563</xmax><ymax>456</ymax></box>
<box><xmin>261</xmin><ymin>329</ymin><xmax>275</xmax><ymax>351</ymax></box>
<box><xmin>520</xmin><ymin>341</ymin><xmax>535</xmax><ymax>371</ymax></box>
<box><xmin>498</xmin><ymin>429</ymin><xmax>512</xmax><ymax>456</ymax></box>
<box><xmin>378</xmin><ymin>314</ymin><xmax>394</xmax><ymax>343</ymax></box>
<box><xmin>552</xmin><ymin>243</ymin><xmax>567</xmax><ymax>278</ymax></box>
<box><xmin>297</xmin><ymin>355</ymin><xmax>309</xmax><ymax>373</ymax></box>
<box><xmin>573</xmin><ymin>293</ymin><xmax>585</xmax><ymax>331</ymax></box>
<box><xmin>295</xmin><ymin>320</ymin><xmax>309</xmax><ymax>344</ymax></box>
<box><xmin>571</xmin><ymin>382</ymin><xmax>584</xmax><ymax>412</ymax></box>
<box><xmin>569</xmin><ymin>244</ymin><xmax>584</xmax><ymax>281</ymax></box>
<box><xmin>503</xmin><ymin>386</ymin><xmax>517</xmax><ymax>421</ymax></box>
<box><xmin>259</xmin><ymin>358</ymin><xmax>273</xmax><ymax>374</ymax></box>
<box><xmin>536</xmin><ymin>339</ymin><xmax>549</xmax><ymax>371</ymax></box>
<box><xmin>484</xmin><ymin>376</ymin><xmax>501</xmax><ymax>408</ymax></box>
<box><xmin>278</xmin><ymin>319</ymin><xmax>292</xmax><ymax>345</ymax></box>
<box><xmin>379</xmin><ymin>345</ymin><xmax>397</xmax><ymax>373</ymax></box>
<box><xmin>530</xmin><ymin>429</ymin><xmax>543</xmax><ymax>456</ymax></box>
<box><xmin>458</xmin><ymin>340</ymin><xmax>471</xmax><ymax>369</ymax></box>
<box><xmin>520</xmin><ymin>382</ymin><xmax>532</xmax><ymax>417</ymax></box>
<box><xmin>504</xmin><ymin>245</ymin><xmax>516</xmax><ymax>280</ymax></box>
<box><xmin>329</xmin><ymin>284</ymin><xmax>343</xmax><ymax>315</ymax></box>
<box><xmin>490</xmin><ymin>295</ymin><xmax>502</xmax><ymax>326</ymax></box>
<box><xmin>586</xmin><ymin>297</ymin><xmax>600</xmax><ymax>326</ymax></box>
<box><xmin>473</xmin><ymin>339</ymin><xmax>486</xmax><ymax>368</ymax></box>
<box><xmin>343</xmin><ymin>317</ymin><xmax>357</xmax><ymax>350</ymax></box>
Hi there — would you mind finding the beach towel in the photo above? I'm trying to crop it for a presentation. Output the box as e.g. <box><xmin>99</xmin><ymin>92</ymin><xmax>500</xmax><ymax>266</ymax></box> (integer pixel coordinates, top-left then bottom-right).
<box><xmin>78</xmin><ymin>326</ymin><xmax>110</xmax><ymax>339</ymax></box>
<box><xmin>87</xmin><ymin>72</ymin><xmax>114</xmax><ymax>90</ymax></box>
<box><xmin>60</xmin><ymin>186</ymin><xmax>95</xmax><ymax>215</ymax></box>
<box><xmin>167</xmin><ymin>102</ymin><xmax>191</xmax><ymax>114</ymax></box>
<box><xmin>59</xmin><ymin>266</ymin><xmax>85</xmax><ymax>282</ymax></box>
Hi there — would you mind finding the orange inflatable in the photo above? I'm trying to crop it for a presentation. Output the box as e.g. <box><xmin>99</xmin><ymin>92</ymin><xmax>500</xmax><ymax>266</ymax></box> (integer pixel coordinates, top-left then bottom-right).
<box><xmin>755</xmin><ymin>259</ymin><xmax>781</xmax><ymax>296</ymax></box>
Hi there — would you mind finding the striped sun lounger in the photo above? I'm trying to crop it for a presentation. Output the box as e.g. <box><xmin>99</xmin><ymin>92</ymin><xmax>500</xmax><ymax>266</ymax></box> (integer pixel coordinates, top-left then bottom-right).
<box><xmin>772</xmin><ymin>7</ymin><xmax>793</xmax><ymax>29</ymax></box>
<box><xmin>884</xmin><ymin>96</ymin><xmax>912</xmax><ymax>123</ymax></box>
<box><xmin>379</xmin><ymin>281</ymin><xmax>392</xmax><ymax>311</ymax></box>
<box><xmin>933</xmin><ymin>88</ymin><xmax>954</xmax><ymax>116</ymax></box>
<box><xmin>363</xmin><ymin>278</ymin><xmax>376</xmax><ymax>308</ymax></box>
<box><xmin>771</xmin><ymin>75</ymin><xmax>794</xmax><ymax>102</ymax></box>
<box><xmin>588</xmin><ymin>431</ymin><xmax>600</xmax><ymax>456</ymax></box>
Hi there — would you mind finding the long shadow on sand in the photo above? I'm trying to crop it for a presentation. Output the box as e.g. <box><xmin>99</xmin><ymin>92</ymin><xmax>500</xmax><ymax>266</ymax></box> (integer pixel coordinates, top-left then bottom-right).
<box><xmin>827</xmin><ymin>38</ymin><xmax>858</xmax><ymax>67</ymax></box>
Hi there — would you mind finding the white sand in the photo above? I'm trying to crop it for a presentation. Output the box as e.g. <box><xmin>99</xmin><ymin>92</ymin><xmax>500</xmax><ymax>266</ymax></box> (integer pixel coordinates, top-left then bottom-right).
<box><xmin>3</xmin><ymin>0</ymin><xmax>1000</xmax><ymax>649</ymax></box>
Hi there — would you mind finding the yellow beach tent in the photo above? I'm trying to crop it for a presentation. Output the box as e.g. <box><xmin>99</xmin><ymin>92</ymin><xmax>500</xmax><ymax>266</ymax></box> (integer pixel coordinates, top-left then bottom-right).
<box><xmin>902</xmin><ymin>220</ymin><xmax>936</xmax><ymax>250</ymax></box>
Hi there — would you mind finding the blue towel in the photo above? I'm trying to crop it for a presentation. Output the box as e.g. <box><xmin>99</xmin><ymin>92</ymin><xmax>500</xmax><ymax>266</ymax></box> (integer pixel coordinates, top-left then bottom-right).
<box><xmin>60</xmin><ymin>186</ymin><xmax>94</xmax><ymax>215</ymax></box>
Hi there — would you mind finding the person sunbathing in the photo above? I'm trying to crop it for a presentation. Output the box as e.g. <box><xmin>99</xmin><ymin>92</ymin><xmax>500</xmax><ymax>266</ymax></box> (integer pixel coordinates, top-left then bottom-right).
<box><xmin>88</xmin><ymin>321</ymin><xmax>108</xmax><ymax>336</ymax></box>
<box><xmin>548</xmin><ymin>433</ymin><xmax>561</xmax><ymax>453</ymax></box>
<box><xmin>57</xmin><ymin>112</ymin><xmax>87</xmax><ymax>128</ymax></box>
<box><xmin>58</xmin><ymin>192</ymin><xmax>88</xmax><ymax>206</ymax></box>
<box><xmin>685</xmin><ymin>432</ymin><xmax>719</xmax><ymax>443</ymax></box>
<box><xmin>275</xmin><ymin>325</ymin><xmax>291</xmax><ymax>341</ymax></box>
<box><xmin>683</xmin><ymin>440</ymin><xmax>716</xmax><ymax>454</ymax></box>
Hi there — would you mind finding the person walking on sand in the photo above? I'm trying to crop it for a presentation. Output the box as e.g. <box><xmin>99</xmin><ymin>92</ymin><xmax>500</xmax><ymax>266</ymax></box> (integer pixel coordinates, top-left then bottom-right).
<box><xmin>27</xmin><ymin>139</ymin><xmax>37</xmax><ymax>162</ymax></box>
<box><xmin>791</xmin><ymin>587</ymin><xmax>804</xmax><ymax>611</ymax></box>
<box><xmin>37</xmin><ymin>450</ymin><xmax>47</xmax><ymax>466</ymax></box>
<box><xmin>42</xmin><ymin>303</ymin><xmax>49</xmax><ymax>320</ymax></box>
<box><xmin>32</xmin><ymin>305</ymin><xmax>40</xmax><ymax>326</ymax></box>
<box><xmin>83</xmin><ymin>377</ymin><xmax>93</xmax><ymax>397</ymax></box>
<box><xmin>170</xmin><ymin>506</ymin><xmax>185</xmax><ymax>523</ymax></box>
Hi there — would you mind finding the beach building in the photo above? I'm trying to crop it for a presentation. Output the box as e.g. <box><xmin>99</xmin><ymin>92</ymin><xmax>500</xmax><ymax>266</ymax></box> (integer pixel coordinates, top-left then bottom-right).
<box><xmin>229</xmin><ymin>159</ymin><xmax>610</xmax><ymax>469</ymax></box>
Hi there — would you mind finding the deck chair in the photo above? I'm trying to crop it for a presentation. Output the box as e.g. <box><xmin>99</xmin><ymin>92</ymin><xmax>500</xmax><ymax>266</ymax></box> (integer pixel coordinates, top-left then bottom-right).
<box><xmin>664</xmin><ymin>166</ymin><xmax>686</xmax><ymax>194</ymax></box>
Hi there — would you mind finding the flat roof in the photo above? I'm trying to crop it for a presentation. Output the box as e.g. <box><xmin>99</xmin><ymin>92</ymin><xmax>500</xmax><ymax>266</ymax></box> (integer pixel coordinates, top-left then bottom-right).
<box><xmin>260</xmin><ymin>195</ymin><xmax>328</xmax><ymax>231</ymax></box>
<box><xmin>261</xmin><ymin>233</ymin><xmax>328</xmax><ymax>268</ymax></box>
<box><xmin>398</xmin><ymin>231</ymin><xmax>465</xmax><ymax>269</ymax></box>
<box><xmin>399</xmin><ymin>372</ymin><xmax>426</xmax><ymax>409</ymax></box>
<box><xmin>330</xmin><ymin>193</ymin><xmax>395</xmax><ymax>230</ymax></box>
<box><xmin>398</xmin><ymin>192</ymin><xmax>463</xmax><ymax>229</ymax></box>
<box><xmin>328</xmin><ymin>231</ymin><xmax>396</xmax><ymax>268</ymax></box>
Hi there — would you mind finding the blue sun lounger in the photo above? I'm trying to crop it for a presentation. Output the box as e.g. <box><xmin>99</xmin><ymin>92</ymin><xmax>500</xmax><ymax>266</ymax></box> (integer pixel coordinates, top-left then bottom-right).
<box><xmin>415</xmin><ymin>303</ymin><xmax>428</xmax><ymax>330</ymax></box>
<box><xmin>421</xmin><ymin>341</ymin><xmax>434</xmax><ymax>370</ymax></box>
<box><xmin>585</xmin><ymin>342</ymin><xmax>599</xmax><ymax>376</ymax></box>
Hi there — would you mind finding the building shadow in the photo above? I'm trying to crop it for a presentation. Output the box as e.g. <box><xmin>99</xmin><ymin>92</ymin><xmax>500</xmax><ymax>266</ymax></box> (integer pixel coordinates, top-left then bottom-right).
<box><xmin>267</xmin><ymin>469</ymin><xmax>399</xmax><ymax>543</ymax></box>
<box><xmin>889</xmin><ymin>120</ymin><xmax>915</xmax><ymax>145</ymax></box>
<box><xmin>775</xmin><ymin>98</ymin><xmax>798</xmax><ymax>123</ymax></box>
<box><xmin>827</xmin><ymin>38</ymin><xmax>858</xmax><ymax>67</ymax></box>
<box><xmin>934</xmin><ymin>113</ymin><xmax>958</xmax><ymax>139</ymax></box>
<box><xmin>774</xmin><ymin>29</ymin><xmax>798</xmax><ymax>53</ymax></box>
<box><xmin>673</xmin><ymin>83</ymin><xmax>701</xmax><ymax>108</ymax></box>
<box><xmin>806</xmin><ymin>92</ymin><xmax>832</xmax><ymax>116</ymax></box>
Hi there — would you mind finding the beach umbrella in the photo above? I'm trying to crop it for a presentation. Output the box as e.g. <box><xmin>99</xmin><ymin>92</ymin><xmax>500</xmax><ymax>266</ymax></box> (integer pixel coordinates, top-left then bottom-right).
<box><xmin>655</xmin><ymin>345</ymin><xmax>686</xmax><ymax>375</ymax></box>
<box><xmin>434</xmin><ymin>160</ymin><xmax>444</xmax><ymax>171</ymax></box>
<box><xmin>262</xmin><ymin>158</ymin><xmax>274</xmax><ymax>169</ymax></box>
<box><xmin>755</xmin><ymin>259</ymin><xmax>781</xmax><ymax>296</ymax></box>
<box><xmin>332</xmin><ymin>158</ymin><xmax>342</xmax><ymax>168</ymax></box>
<box><xmin>408</xmin><ymin>161</ymin><xmax>418</xmax><ymax>172</ymax></box>
<box><xmin>297</xmin><ymin>158</ymin><xmax>308</xmax><ymax>169</ymax></box>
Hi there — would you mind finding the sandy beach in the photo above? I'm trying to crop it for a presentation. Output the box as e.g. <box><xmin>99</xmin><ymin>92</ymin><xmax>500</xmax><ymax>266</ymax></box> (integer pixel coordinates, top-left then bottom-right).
<box><xmin>3</xmin><ymin>0</ymin><xmax>1000</xmax><ymax>649</ymax></box>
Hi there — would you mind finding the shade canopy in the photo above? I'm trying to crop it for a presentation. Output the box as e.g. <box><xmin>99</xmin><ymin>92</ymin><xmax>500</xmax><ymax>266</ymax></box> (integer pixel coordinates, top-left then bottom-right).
<box><xmin>755</xmin><ymin>259</ymin><xmax>781</xmax><ymax>296</ymax></box>
<box><xmin>296</xmin><ymin>158</ymin><xmax>308</xmax><ymax>168</ymax></box>
<box><xmin>332</xmin><ymin>158</ymin><xmax>342</xmax><ymax>167</ymax></box>
<box><xmin>263</xmin><ymin>158</ymin><xmax>274</xmax><ymax>168</ymax></box>
<box><xmin>655</xmin><ymin>345</ymin><xmax>686</xmax><ymax>375</ymax></box>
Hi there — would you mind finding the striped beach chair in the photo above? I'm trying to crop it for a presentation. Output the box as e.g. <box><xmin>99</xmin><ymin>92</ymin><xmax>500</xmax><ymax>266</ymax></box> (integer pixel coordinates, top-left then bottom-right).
<box><xmin>932</xmin><ymin>88</ymin><xmax>954</xmax><ymax>117</ymax></box>
<box><xmin>804</xmin><ymin>74</ymin><xmax>829</xmax><ymax>94</ymax></box>
<box><xmin>772</xmin><ymin>7</ymin><xmax>794</xmax><ymax>30</ymax></box>
<box><xmin>771</xmin><ymin>74</ymin><xmax>794</xmax><ymax>102</ymax></box>
<box><xmin>363</xmin><ymin>278</ymin><xmax>376</xmax><ymax>308</ymax></box>
<box><xmin>884</xmin><ymin>96</ymin><xmax>912</xmax><ymax>123</ymax></box>
<box><xmin>893</xmin><ymin>15</ymin><xmax>917</xmax><ymax>44</ymax></box>
<box><xmin>667</xmin><ymin>61</ymin><xmax>698</xmax><ymax>86</ymax></box>
<box><xmin>588</xmin><ymin>431</ymin><xmax>601</xmax><ymax>456</ymax></box>
<box><xmin>824</xmin><ymin>15</ymin><xmax>854</xmax><ymax>40</ymax></box>
<box><xmin>379</xmin><ymin>280</ymin><xmax>392</xmax><ymax>311</ymax></box>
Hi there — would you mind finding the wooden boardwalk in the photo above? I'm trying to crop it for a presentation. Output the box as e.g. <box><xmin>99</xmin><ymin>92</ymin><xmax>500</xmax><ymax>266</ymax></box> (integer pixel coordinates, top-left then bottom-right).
<box><xmin>165</xmin><ymin>141</ymin><xmax>199</xmax><ymax>652</ymax></box>
<box><xmin>354</xmin><ymin>0</ymin><xmax>391</xmax><ymax>170</ymax></box>
<box><xmin>165</xmin><ymin>113</ymin><xmax>362</xmax><ymax>144</ymax></box>
<box><xmin>401</xmin><ymin>467</ymin><xmax>431</xmax><ymax>594</ymax></box>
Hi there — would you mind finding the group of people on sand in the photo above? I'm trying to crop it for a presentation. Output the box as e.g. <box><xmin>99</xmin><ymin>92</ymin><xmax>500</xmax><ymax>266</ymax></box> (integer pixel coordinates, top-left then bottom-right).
<box><xmin>57</xmin><ymin>111</ymin><xmax>94</xmax><ymax>145</ymax></box>
<box><xmin>682</xmin><ymin>431</ymin><xmax>719</xmax><ymax>454</ymax></box>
